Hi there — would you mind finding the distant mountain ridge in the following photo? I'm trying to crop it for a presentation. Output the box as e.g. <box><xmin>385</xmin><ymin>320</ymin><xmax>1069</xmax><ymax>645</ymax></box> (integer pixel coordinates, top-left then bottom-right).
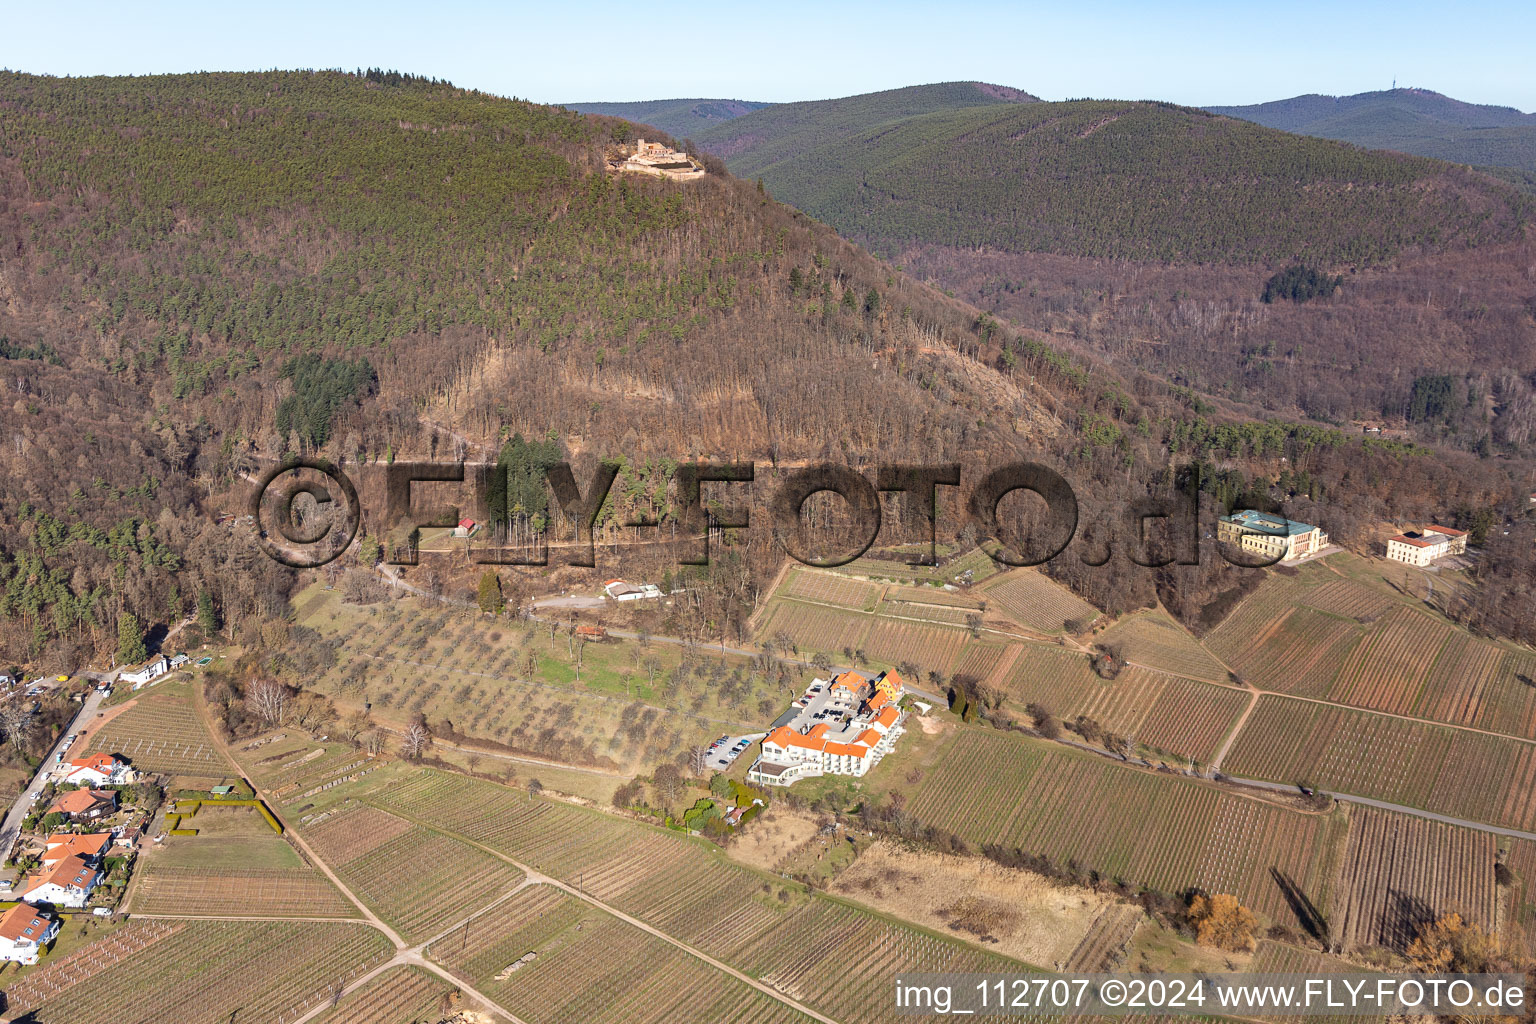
<box><xmin>1207</xmin><ymin>88</ymin><xmax>1536</xmax><ymax>177</ymax></box>
<box><xmin>690</xmin><ymin>91</ymin><xmax>1529</xmax><ymax>264</ymax></box>
<box><xmin>693</xmin><ymin>81</ymin><xmax>1038</xmax><ymax>174</ymax></box>
<box><xmin>562</xmin><ymin>97</ymin><xmax>770</xmax><ymax>140</ymax></box>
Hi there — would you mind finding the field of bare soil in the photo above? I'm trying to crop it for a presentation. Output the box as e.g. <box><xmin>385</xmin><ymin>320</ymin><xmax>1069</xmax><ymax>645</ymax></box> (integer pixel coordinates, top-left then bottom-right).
<box><xmin>829</xmin><ymin>840</ymin><xmax>1117</xmax><ymax>967</ymax></box>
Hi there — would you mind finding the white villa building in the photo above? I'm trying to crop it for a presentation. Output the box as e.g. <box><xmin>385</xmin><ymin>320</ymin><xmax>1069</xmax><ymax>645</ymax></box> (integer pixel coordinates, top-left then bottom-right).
<box><xmin>58</xmin><ymin>753</ymin><xmax>136</xmax><ymax>787</ymax></box>
<box><xmin>0</xmin><ymin>904</ymin><xmax>59</xmax><ymax>964</ymax></box>
<box><xmin>118</xmin><ymin>653</ymin><xmax>170</xmax><ymax>687</ymax></box>
<box><xmin>1217</xmin><ymin>510</ymin><xmax>1329</xmax><ymax>563</ymax></box>
<box><xmin>17</xmin><ymin>832</ymin><xmax>112</xmax><ymax>909</ymax></box>
<box><xmin>1386</xmin><ymin>525</ymin><xmax>1468</xmax><ymax>566</ymax></box>
<box><xmin>18</xmin><ymin>856</ymin><xmax>102</xmax><ymax>909</ymax></box>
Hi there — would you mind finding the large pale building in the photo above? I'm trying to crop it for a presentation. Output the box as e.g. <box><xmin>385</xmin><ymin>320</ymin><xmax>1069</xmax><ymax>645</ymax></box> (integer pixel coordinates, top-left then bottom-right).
<box><xmin>1216</xmin><ymin>510</ymin><xmax>1328</xmax><ymax>563</ymax></box>
<box><xmin>749</xmin><ymin>671</ymin><xmax>906</xmax><ymax>787</ymax></box>
<box><xmin>1386</xmin><ymin>525</ymin><xmax>1467</xmax><ymax>566</ymax></box>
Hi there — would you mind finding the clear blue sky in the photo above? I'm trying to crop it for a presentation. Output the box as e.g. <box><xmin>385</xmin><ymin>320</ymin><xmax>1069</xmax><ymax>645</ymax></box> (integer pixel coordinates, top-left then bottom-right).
<box><xmin>6</xmin><ymin>0</ymin><xmax>1534</xmax><ymax>111</ymax></box>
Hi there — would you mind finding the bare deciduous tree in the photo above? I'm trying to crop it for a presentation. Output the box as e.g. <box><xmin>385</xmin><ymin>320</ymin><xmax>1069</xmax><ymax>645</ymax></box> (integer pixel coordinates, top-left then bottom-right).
<box><xmin>247</xmin><ymin>678</ymin><xmax>290</xmax><ymax>727</ymax></box>
<box><xmin>399</xmin><ymin>718</ymin><xmax>432</xmax><ymax>761</ymax></box>
<box><xmin>0</xmin><ymin>702</ymin><xmax>32</xmax><ymax>752</ymax></box>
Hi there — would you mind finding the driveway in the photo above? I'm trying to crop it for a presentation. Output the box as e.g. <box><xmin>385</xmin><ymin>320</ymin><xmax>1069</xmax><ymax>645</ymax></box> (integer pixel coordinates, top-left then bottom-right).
<box><xmin>0</xmin><ymin>687</ymin><xmax>108</xmax><ymax>860</ymax></box>
<box><xmin>531</xmin><ymin>594</ymin><xmax>607</xmax><ymax>611</ymax></box>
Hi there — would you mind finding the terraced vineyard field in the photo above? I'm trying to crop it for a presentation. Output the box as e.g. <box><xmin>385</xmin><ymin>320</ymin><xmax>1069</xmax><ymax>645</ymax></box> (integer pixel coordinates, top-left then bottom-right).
<box><xmin>838</xmin><ymin>554</ymin><xmax>949</xmax><ymax>583</ymax></box>
<box><xmin>785</xmin><ymin>568</ymin><xmax>881</xmax><ymax>609</ymax></box>
<box><xmin>952</xmin><ymin>642</ymin><xmax>1018</xmax><ymax>685</ymax></box>
<box><xmin>840</xmin><ymin>546</ymin><xmax>1000</xmax><ymax>585</ymax></box>
<box><xmin>1332</xmin><ymin>807</ymin><xmax>1498</xmax><ymax>951</ymax></box>
<box><xmin>1221</xmin><ymin>606</ymin><xmax>1362</xmax><ymax>698</ymax></box>
<box><xmin>754</xmin><ymin>599</ymin><xmax>870</xmax><ymax>655</ymax></box>
<box><xmin>1000</xmin><ymin>651</ymin><xmax>1247</xmax><ymax>761</ymax></box>
<box><xmin>1299</xmin><ymin>577</ymin><xmax>1397</xmax><ymax>621</ymax></box>
<box><xmin>1419</xmin><ymin>639</ymin><xmax>1536</xmax><ymax>738</ymax></box>
<box><xmin>427</xmin><ymin>884</ymin><xmax>818</xmax><ymax>1024</ymax></box>
<box><xmin>82</xmin><ymin>692</ymin><xmax>232</xmax><ymax>778</ymax></box>
<box><xmin>1123</xmin><ymin>670</ymin><xmax>1250</xmax><ymax>764</ymax></box>
<box><xmin>1200</xmin><ymin>568</ymin><xmax>1536</xmax><ymax>742</ymax></box>
<box><xmin>246</xmin><ymin>740</ymin><xmax>385</xmax><ymax>803</ymax></box>
<box><xmin>0</xmin><ymin>919</ymin><xmax>392</xmax><ymax>1024</ymax></box>
<box><xmin>1330</xmin><ymin>607</ymin><xmax>1453</xmax><ymax>713</ymax></box>
<box><xmin>1203</xmin><ymin>575</ymin><xmax>1310</xmax><ymax>665</ymax></box>
<box><xmin>313</xmin><ymin>966</ymin><xmax>458</xmax><ymax>1024</ymax></box>
<box><xmin>999</xmin><ymin>645</ymin><xmax>1102</xmax><ymax>704</ymax></box>
<box><xmin>371</xmin><ymin>772</ymin><xmax>800</xmax><ymax>957</ymax></box>
<box><xmin>1501</xmin><ymin>838</ymin><xmax>1536</xmax><ymax>953</ymax></box>
<box><xmin>878</xmin><ymin>599</ymin><xmax>974</xmax><ymax>625</ymax></box>
<box><xmin>903</xmin><ymin>731</ymin><xmax>1344</xmax><ymax>927</ymax></box>
<box><xmin>755</xmin><ymin>596</ymin><xmax>969</xmax><ymax>675</ymax></box>
<box><xmin>887</xmin><ymin>585</ymin><xmax>985</xmax><ymax>609</ymax></box>
<box><xmin>1222</xmin><ymin>697</ymin><xmax>1536</xmax><ymax>831</ymax></box>
<box><xmin>861</xmin><ymin>617</ymin><xmax>969</xmax><ymax>675</ymax></box>
<box><xmin>981</xmin><ymin>569</ymin><xmax>1099</xmax><ymax>633</ymax></box>
<box><xmin>305</xmin><ymin>806</ymin><xmax>524</xmax><ymax>942</ymax></box>
<box><xmin>1096</xmin><ymin>611</ymin><xmax>1229</xmax><ymax>682</ymax></box>
<box><xmin>945</xmin><ymin>546</ymin><xmax>1005</xmax><ymax>583</ymax></box>
<box><xmin>1066</xmin><ymin>904</ymin><xmax>1143</xmax><ymax>971</ymax></box>
<box><xmin>361</xmin><ymin>769</ymin><xmax>1054</xmax><ymax>1024</ymax></box>
<box><xmin>130</xmin><ymin>864</ymin><xmax>358</xmax><ymax>917</ymax></box>
<box><xmin>1249</xmin><ymin>941</ymin><xmax>1382</xmax><ymax>1024</ymax></box>
<box><xmin>731</xmin><ymin>896</ymin><xmax>1023</xmax><ymax>1022</ymax></box>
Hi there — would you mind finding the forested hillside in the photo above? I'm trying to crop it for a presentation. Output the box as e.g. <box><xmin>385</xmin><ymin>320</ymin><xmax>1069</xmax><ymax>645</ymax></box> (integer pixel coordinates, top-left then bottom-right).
<box><xmin>1208</xmin><ymin>88</ymin><xmax>1536</xmax><ymax>177</ymax></box>
<box><xmin>0</xmin><ymin>70</ymin><xmax>1530</xmax><ymax>670</ymax></box>
<box><xmin>694</xmin><ymin>81</ymin><xmax>1037</xmax><ymax>174</ymax></box>
<box><xmin>0</xmin><ymin>69</ymin><xmax>1088</xmax><ymax>670</ymax></box>
<box><xmin>563</xmin><ymin>97</ymin><xmax>770</xmax><ymax>140</ymax></box>
<box><xmin>696</xmin><ymin>87</ymin><xmax>1536</xmax><ymax>447</ymax></box>
<box><xmin>705</xmin><ymin>98</ymin><xmax>1530</xmax><ymax>264</ymax></box>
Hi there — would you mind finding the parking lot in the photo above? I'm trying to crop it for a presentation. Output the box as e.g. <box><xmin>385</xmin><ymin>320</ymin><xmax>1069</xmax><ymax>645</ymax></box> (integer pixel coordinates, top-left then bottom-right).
<box><xmin>706</xmin><ymin>732</ymin><xmax>766</xmax><ymax>771</ymax></box>
<box><xmin>772</xmin><ymin>676</ymin><xmax>866</xmax><ymax>735</ymax></box>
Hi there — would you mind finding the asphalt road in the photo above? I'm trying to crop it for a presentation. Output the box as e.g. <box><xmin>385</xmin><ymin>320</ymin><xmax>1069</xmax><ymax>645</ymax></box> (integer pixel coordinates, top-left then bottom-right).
<box><xmin>0</xmin><ymin>686</ymin><xmax>109</xmax><ymax>863</ymax></box>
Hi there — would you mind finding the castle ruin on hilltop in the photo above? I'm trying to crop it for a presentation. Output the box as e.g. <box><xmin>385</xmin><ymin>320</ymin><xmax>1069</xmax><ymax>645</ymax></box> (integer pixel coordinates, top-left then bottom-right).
<box><xmin>611</xmin><ymin>139</ymin><xmax>705</xmax><ymax>181</ymax></box>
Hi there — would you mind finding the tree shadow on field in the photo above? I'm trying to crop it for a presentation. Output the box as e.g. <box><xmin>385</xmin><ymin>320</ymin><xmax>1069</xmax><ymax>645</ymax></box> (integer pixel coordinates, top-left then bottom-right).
<box><xmin>1271</xmin><ymin>867</ymin><xmax>1330</xmax><ymax>946</ymax></box>
<box><xmin>1386</xmin><ymin>889</ymin><xmax>1436</xmax><ymax>951</ymax></box>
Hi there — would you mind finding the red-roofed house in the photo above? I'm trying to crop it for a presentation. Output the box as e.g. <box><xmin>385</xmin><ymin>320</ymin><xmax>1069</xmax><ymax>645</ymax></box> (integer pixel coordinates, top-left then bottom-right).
<box><xmin>42</xmin><ymin>831</ymin><xmax>113</xmax><ymax>868</ymax></box>
<box><xmin>1387</xmin><ymin>525</ymin><xmax>1466</xmax><ymax>567</ymax></box>
<box><xmin>453</xmin><ymin>518</ymin><xmax>479</xmax><ymax>538</ymax></box>
<box><xmin>1423</xmin><ymin>524</ymin><xmax>1468</xmax><ymax>553</ymax></box>
<box><xmin>0</xmin><ymin>903</ymin><xmax>59</xmax><ymax>964</ymax></box>
<box><xmin>59</xmin><ymin>754</ymin><xmax>134</xmax><ymax>787</ymax></box>
<box><xmin>752</xmin><ymin>695</ymin><xmax>907</xmax><ymax>787</ymax></box>
<box><xmin>828</xmin><ymin>671</ymin><xmax>866</xmax><ymax>709</ymax></box>
<box><xmin>18</xmin><ymin>853</ymin><xmax>101</xmax><ymax>908</ymax></box>
<box><xmin>49</xmin><ymin>789</ymin><xmax>118</xmax><ymax>822</ymax></box>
